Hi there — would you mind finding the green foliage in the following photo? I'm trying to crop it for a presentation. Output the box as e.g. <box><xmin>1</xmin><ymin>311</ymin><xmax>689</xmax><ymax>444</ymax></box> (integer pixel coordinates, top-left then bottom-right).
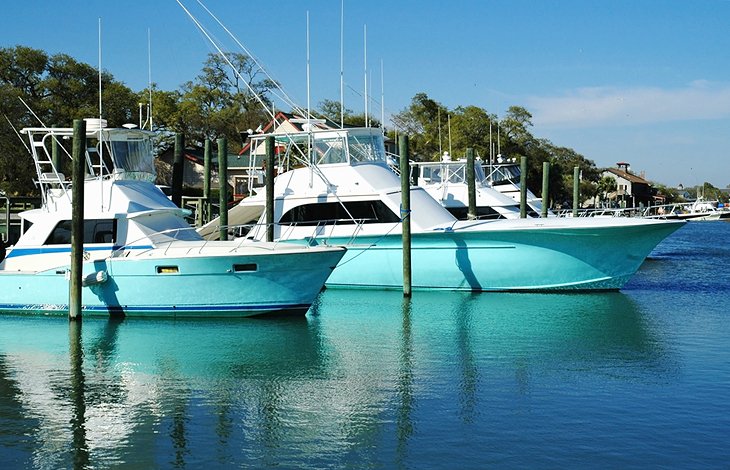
<box><xmin>153</xmin><ymin>53</ymin><xmax>276</xmax><ymax>153</ymax></box>
<box><xmin>391</xmin><ymin>93</ymin><xmax>602</xmax><ymax>206</ymax></box>
<box><xmin>316</xmin><ymin>99</ymin><xmax>379</xmax><ymax>128</ymax></box>
<box><xmin>0</xmin><ymin>46</ymin><xmax>138</xmax><ymax>194</ymax></box>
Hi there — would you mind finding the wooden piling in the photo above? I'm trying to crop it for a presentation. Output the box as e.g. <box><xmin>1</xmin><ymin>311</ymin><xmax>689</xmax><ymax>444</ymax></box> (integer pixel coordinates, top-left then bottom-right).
<box><xmin>69</xmin><ymin>119</ymin><xmax>86</xmax><ymax>321</ymax></box>
<box><xmin>265</xmin><ymin>135</ymin><xmax>275</xmax><ymax>242</ymax></box>
<box><xmin>466</xmin><ymin>147</ymin><xmax>477</xmax><ymax>220</ymax></box>
<box><xmin>203</xmin><ymin>139</ymin><xmax>212</xmax><ymax>223</ymax></box>
<box><xmin>541</xmin><ymin>161</ymin><xmax>550</xmax><ymax>218</ymax></box>
<box><xmin>573</xmin><ymin>166</ymin><xmax>580</xmax><ymax>218</ymax></box>
<box><xmin>171</xmin><ymin>133</ymin><xmax>184</xmax><ymax>207</ymax></box>
<box><xmin>399</xmin><ymin>135</ymin><xmax>412</xmax><ymax>297</ymax></box>
<box><xmin>218</xmin><ymin>137</ymin><xmax>228</xmax><ymax>241</ymax></box>
<box><xmin>520</xmin><ymin>156</ymin><xmax>528</xmax><ymax>218</ymax></box>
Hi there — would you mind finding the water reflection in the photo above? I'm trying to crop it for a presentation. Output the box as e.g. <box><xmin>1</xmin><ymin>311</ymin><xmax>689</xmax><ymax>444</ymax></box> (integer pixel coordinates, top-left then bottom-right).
<box><xmin>0</xmin><ymin>290</ymin><xmax>672</xmax><ymax>467</ymax></box>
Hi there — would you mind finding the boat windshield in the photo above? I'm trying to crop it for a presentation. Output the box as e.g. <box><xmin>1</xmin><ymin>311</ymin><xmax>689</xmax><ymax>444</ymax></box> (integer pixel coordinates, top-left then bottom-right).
<box><xmin>347</xmin><ymin>132</ymin><xmax>386</xmax><ymax>164</ymax></box>
<box><xmin>101</xmin><ymin>131</ymin><xmax>156</xmax><ymax>182</ymax></box>
<box><xmin>486</xmin><ymin>164</ymin><xmax>521</xmax><ymax>185</ymax></box>
<box><xmin>312</xmin><ymin>130</ymin><xmax>386</xmax><ymax>165</ymax></box>
<box><xmin>417</xmin><ymin>161</ymin><xmax>487</xmax><ymax>185</ymax></box>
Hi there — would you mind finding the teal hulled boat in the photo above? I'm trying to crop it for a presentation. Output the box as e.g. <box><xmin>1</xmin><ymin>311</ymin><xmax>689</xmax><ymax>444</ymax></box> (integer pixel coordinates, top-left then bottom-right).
<box><xmin>0</xmin><ymin>120</ymin><xmax>345</xmax><ymax>316</ymax></box>
<box><xmin>215</xmin><ymin>126</ymin><xmax>683</xmax><ymax>291</ymax></box>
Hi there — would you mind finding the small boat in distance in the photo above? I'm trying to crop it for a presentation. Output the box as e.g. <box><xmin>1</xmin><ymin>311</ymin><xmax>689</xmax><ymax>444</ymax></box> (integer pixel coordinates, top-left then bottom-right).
<box><xmin>643</xmin><ymin>197</ymin><xmax>730</xmax><ymax>221</ymax></box>
<box><xmin>0</xmin><ymin>119</ymin><xmax>345</xmax><ymax>317</ymax></box>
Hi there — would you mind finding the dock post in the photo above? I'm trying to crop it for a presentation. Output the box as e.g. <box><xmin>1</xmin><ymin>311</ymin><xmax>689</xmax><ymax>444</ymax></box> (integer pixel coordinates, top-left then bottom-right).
<box><xmin>172</xmin><ymin>133</ymin><xmax>184</xmax><ymax>207</ymax></box>
<box><xmin>466</xmin><ymin>147</ymin><xmax>477</xmax><ymax>220</ymax></box>
<box><xmin>400</xmin><ymin>135</ymin><xmax>412</xmax><ymax>297</ymax></box>
<box><xmin>69</xmin><ymin>119</ymin><xmax>86</xmax><ymax>321</ymax></box>
<box><xmin>520</xmin><ymin>156</ymin><xmax>528</xmax><ymax>218</ymax></box>
<box><xmin>573</xmin><ymin>166</ymin><xmax>580</xmax><ymax>217</ymax></box>
<box><xmin>203</xmin><ymin>139</ymin><xmax>212</xmax><ymax>224</ymax></box>
<box><xmin>541</xmin><ymin>161</ymin><xmax>550</xmax><ymax>218</ymax></box>
<box><xmin>218</xmin><ymin>137</ymin><xmax>228</xmax><ymax>241</ymax></box>
<box><xmin>265</xmin><ymin>136</ymin><xmax>275</xmax><ymax>242</ymax></box>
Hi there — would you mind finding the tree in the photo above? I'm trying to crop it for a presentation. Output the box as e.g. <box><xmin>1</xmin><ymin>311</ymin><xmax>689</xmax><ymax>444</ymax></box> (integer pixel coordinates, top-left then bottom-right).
<box><xmin>155</xmin><ymin>53</ymin><xmax>277</xmax><ymax>153</ymax></box>
<box><xmin>391</xmin><ymin>92</ymin><xmax>448</xmax><ymax>160</ymax></box>
<box><xmin>316</xmin><ymin>99</ymin><xmax>379</xmax><ymax>128</ymax></box>
<box><xmin>596</xmin><ymin>175</ymin><xmax>617</xmax><ymax>207</ymax></box>
<box><xmin>0</xmin><ymin>46</ymin><xmax>138</xmax><ymax>194</ymax></box>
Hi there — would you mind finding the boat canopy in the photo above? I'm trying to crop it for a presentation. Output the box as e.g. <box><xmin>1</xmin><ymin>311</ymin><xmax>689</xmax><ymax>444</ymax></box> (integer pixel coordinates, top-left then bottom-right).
<box><xmin>249</xmin><ymin>127</ymin><xmax>387</xmax><ymax>167</ymax></box>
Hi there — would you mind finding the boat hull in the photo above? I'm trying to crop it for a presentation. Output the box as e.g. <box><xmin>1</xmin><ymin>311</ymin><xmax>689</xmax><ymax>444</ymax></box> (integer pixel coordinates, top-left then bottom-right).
<box><xmin>0</xmin><ymin>247</ymin><xmax>345</xmax><ymax>317</ymax></box>
<box><xmin>317</xmin><ymin>220</ymin><xmax>684</xmax><ymax>291</ymax></box>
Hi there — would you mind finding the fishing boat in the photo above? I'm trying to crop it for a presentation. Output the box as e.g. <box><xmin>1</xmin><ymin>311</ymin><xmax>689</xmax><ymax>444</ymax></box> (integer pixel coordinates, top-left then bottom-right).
<box><xmin>210</xmin><ymin>126</ymin><xmax>684</xmax><ymax>292</ymax></box>
<box><xmin>643</xmin><ymin>197</ymin><xmax>730</xmax><ymax>221</ymax></box>
<box><xmin>0</xmin><ymin>119</ymin><xmax>346</xmax><ymax>317</ymax></box>
<box><xmin>411</xmin><ymin>153</ymin><xmax>535</xmax><ymax>220</ymax></box>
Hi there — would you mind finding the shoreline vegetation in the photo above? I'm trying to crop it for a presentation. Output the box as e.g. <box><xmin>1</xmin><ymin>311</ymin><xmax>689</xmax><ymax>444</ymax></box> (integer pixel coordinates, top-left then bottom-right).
<box><xmin>1</xmin><ymin>45</ymin><xmax>727</xmax><ymax>206</ymax></box>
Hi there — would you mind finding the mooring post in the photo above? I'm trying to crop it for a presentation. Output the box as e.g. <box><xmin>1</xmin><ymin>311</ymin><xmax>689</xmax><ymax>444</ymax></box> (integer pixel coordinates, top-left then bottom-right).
<box><xmin>203</xmin><ymin>139</ymin><xmax>212</xmax><ymax>224</ymax></box>
<box><xmin>399</xmin><ymin>135</ymin><xmax>412</xmax><ymax>297</ymax></box>
<box><xmin>520</xmin><ymin>156</ymin><xmax>528</xmax><ymax>218</ymax></box>
<box><xmin>218</xmin><ymin>137</ymin><xmax>228</xmax><ymax>241</ymax></box>
<box><xmin>69</xmin><ymin>119</ymin><xmax>86</xmax><ymax>321</ymax></box>
<box><xmin>541</xmin><ymin>161</ymin><xmax>550</xmax><ymax>218</ymax></box>
<box><xmin>573</xmin><ymin>166</ymin><xmax>580</xmax><ymax>218</ymax></box>
<box><xmin>466</xmin><ymin>147</ymin><xmax>477</xmax><ymax>220</ymax></box>
<box><xmin>265</xmin><ymin>135</ymin><xmax>275</xmax><ymax>242</ymax></box>
<box><xmin>172</xmin><ymin>133</ymin><xmax>184</xmax><ymax>207</ymax></box>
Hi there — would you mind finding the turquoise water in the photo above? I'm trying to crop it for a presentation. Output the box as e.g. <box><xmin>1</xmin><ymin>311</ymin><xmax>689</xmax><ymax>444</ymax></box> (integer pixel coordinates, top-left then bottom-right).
<box><xmin>1</xmin><ymin>222</ymin><xmax>729</xmax><ymax>469</ymax></box>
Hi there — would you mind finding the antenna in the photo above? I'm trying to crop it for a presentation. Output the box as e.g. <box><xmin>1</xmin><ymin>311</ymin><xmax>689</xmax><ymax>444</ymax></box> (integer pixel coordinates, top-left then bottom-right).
<box><xmin>489</xmin><ymin>120</ymin><xmax>492</xmax><ymax>164</ymax></box>
<box><xmin>448</xmin><ymin>113</ymin><xmax>452</xmax><ymax>157</ymax></box>
<box><xmin>363</xmin><ymin>24</ymin><xmax>368</xmax><ymax>128</ymax></box>
<box><xmin>98</xmin><ymin>17</ymin><xmax>105</xmax><ymax>208</ymax></box>
<box><xmin>98</xmin><ymin>17</ymin><xmax>103</xmax><ymax>123</ymax></box>
<box><xmin>438</xmin><ymin>108</ymin><xmax>442</xmax><ymax>156</ymax></box>
<box><xmin>306</xmin><ymin>11</ymin><xmax>313</xmax><ymax>187</ymax></box>
<box><xmin>148</xmin><ymin>27</ymin><xmax>153</xmax><ymax>130</ymax></box>
<box><xmin>340</xmin><ymin>0</ymin><xmax>344</xmax><ymax>128</ymax></box>
<box><xmin>497</xmin><ymin>118</ymin><xmax>501</xmax><ymax>157</ymax></box>
<box><xmin>306</xmin><ymin>11</ymin><xmax>311</xmax><ymax>124</ymax></box>
<box><xmin>380</xmin><ymin>59</ymin><xmax>384</xmax><ymax>131</ymax></box>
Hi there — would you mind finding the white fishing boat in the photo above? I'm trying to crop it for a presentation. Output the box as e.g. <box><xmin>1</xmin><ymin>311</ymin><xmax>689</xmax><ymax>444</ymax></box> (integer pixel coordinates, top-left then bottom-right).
<box><xmin>207</xmin><ymin>127</ymin><xmax>684</xmax><ymax>292</ymax></box>
<box><xmin>644</xmin><ymin>197</ymin><xmax>730</xmax><ymax>221</ymax></box>
<box><xmin>0</xmin><ymin>119</ymin><xmax>345</xmax><ymax>317</ymax></box>
<box><xmin>411</xmin><ymin>153</ymin><xmax>533</xmax><ymax>220</ymax></box>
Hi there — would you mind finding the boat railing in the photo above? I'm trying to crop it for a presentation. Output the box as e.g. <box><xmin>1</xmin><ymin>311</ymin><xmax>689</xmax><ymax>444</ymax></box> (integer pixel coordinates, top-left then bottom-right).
<box><xmin>230</xmin><ymin>218</ymin><xmax>369</xmax><ymax>246</ymax></box>
<box><xmin>555</xmin><ymin>207</ymin><xmax>645</xmax><ymax>218</ymax></box>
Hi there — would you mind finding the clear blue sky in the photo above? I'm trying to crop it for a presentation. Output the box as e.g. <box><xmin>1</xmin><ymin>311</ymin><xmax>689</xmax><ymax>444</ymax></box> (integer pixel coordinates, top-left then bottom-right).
<box><xmin>3</xmin><ymin>0</ymin><xmax>730</xmax><ymax>188</ymax></box>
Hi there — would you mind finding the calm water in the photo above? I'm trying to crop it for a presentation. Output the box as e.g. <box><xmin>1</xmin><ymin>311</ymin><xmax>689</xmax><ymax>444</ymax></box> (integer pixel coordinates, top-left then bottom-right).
<box><xmin>1</xmin><ymin>222</ymin><xmax>729</xmax><ymax>469</ymax></box>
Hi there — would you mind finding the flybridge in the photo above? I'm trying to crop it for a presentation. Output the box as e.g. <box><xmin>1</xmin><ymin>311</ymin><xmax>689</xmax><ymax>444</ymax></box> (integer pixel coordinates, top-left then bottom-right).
<box><xmin>246</xmin><ymin>127</ymin><xmax>388</xmax><ymax>167</ymax></box>
<box><xmin>21</xmin><ymin>119</ymin><xmax>157</xmax><ymax>207</ymax></box>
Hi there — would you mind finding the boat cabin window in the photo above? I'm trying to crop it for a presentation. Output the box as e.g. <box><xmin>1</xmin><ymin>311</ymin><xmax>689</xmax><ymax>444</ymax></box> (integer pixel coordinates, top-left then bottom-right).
<box><xmin>45</xmin><ymin>219</ymin><xmax>117</xmax><ymax>245</ymax></box>
<box><xmin>447</xmin><ymin>206</ymin><xmax>503</xmax><ymax>220</ymax></box>
<box><xmin>279</xmin><ymin>200</ymin><xmax>400</xmax><ymax>226</ymax></box>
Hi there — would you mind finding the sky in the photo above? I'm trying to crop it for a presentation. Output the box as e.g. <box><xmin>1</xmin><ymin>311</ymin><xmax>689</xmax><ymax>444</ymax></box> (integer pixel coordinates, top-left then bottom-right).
<box><xmin>2</xmin><ymin>0</ymin><xmax>730</xmax><ymax>188</ymax></box>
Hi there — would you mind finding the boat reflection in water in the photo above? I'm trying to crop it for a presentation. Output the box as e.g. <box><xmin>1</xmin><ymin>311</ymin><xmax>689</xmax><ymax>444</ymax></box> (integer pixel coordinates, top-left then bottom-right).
<box><xmin>0</xmin><ymin>290</ymin><xmax>671</xmax><ymax>468</ymax></box>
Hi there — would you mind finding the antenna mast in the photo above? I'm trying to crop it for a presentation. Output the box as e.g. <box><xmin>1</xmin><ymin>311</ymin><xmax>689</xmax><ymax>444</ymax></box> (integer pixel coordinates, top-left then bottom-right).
<box><xmin>148</xmin><ymin>28</ymin><xmax>153</xmax><ymax>130</ymax></box>
<box><xmin>363</xmin><ymin>24</ymin><xmax>368</xmax><ymax>128</ymax></box>
<box><xmin>380</xmin><ymin>59</ymin><xmax>384</xmax><ymax>131</ymax></box>
<box><xmin>340</xmin><ymin>0</ymin><xmax>344</xmax><ymax>128</ymax></box>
